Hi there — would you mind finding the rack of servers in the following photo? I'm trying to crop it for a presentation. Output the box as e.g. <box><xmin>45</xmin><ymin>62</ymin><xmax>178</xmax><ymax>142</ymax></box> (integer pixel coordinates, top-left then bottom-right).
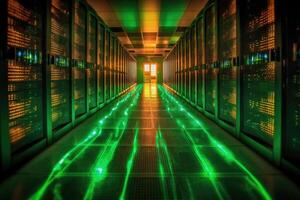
<box><xmin>163</xmin><ymin>0</ymin><xmax>300</xmax><ymax>175</ymax></box>
<box><xmin>0</xmin><ymin>0</ymin><xmax>137</xmax><ymax>172</ymax></box>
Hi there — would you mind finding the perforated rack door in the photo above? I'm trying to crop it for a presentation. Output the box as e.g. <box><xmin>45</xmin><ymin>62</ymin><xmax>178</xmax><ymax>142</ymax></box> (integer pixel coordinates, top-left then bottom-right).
<box><xmin>97</xmin><ymin>23</ymin><xmax>105</xmax><ymax>105</ymax></box>
<box><xmin>218</xmin><ymin>0</ymin><xmax>237</xmax><ymax>125</ymax></box>
<box><xmin>283</xmin><ymin>3</ymin><xmax>300</xmax><ymax>165</ymax></box>
<box><xmin>73</xmin><ymin>1</ymin><xmax>86</xmax><ymax>117</ymax></box>
<box><xmin>7</xmin><ymin>0</ymin><xmax>43</xmax><ymax>152</ymax></box>
<box><xmin>205</xmin><ymin>5</ymin><xmax>217</xmax><ymax>114</ymax></box>
<box><xmin>197</xmin><ymin>17</ymin><xmax>204</xmax><ymax>108</ymax></box>
<box><xmin>190</xmin><ymin>25</ymin><xmax>196</xmax><ymax>103</ymax></box>
<box><xmin>110</xmin><ymin>36</ymin><xmax>115</xmax><ymax>98</ymax></box>
<box><xmin>186</xmin><ymin>31</ymin><xmax>191</xmax><ymax>99</ymax></box>
<box><xmin>241</xmin><ymin>0</ymin><xmax>276</xmax><ymax>145</ymax></box>
<box><xmin>105</xmin><ymin>30</ymin><xmax>110</xmax><ymax>101</ymax></box>
<box><xmin>87</xmin><ymin>14</ymin><xmax>97</xmax><ymax>109</ymax></box>
<box><xmin>50</xmin><ymin>0</ymin><xmax>71</xmax><ymax>130</ymax></box>
<box><xmin>182</xmin><ymin>37</ymin><xmax>186</xmax><ymax>97</ymax></box>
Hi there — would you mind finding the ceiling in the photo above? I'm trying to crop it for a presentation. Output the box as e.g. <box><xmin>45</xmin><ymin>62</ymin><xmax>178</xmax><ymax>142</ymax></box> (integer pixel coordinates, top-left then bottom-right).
<box><xmin>87</xmin><ymin>0</ymin><xmax>207</xmax><ymax>57</ymax></box>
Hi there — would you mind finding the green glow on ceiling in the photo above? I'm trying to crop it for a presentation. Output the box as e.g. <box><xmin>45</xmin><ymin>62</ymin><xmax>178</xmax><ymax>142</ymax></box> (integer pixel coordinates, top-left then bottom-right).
<box><xmin>112</xmin><ymin>0</ymin><xmax>139</xmax><ymax>32</ymax></box>
<box><xmin>159</xmin><ymin>0</ymin><xmax>187</xmax><ymax>33</ymax></box>
<box><xmin>119</xmin><ymin>123</ymin><xmax>140</xmax><ymax>200</ymax></box>
<box><xmin>30</xmin><ymin>85</ymin><xmax>142</xmax><ymax>200</ymax></box>
<box><xmin>158</xmin><ymin>85</ymin><xmax>272</xmax><ymax>200</ymax></box>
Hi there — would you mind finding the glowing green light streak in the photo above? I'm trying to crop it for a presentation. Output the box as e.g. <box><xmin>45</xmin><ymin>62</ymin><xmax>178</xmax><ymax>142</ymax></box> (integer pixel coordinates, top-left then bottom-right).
<box><xmin>185</xmin><ymin>178</ymin><xmax>195</xmax><ymax>200</ymax></box>
<box><xmin>159</xmin><ymin>87</ymin><xmax>225</xmax><ymax>200</ymax></box>
<box><xmin>157</xmin><ymin>128</ymin><xmax>177</xmax><ymax>200</ymax></box>
<box><xmin>84</xmin><ymin>86</ymin><xmax>143</xmax><ymax>200</ymax></box>
<box><xmin>30</xmin><ymin>86</ymin><xmax>141</xmax><ymax>200</ymax></box>
<box><xmin>53</xmin><ymin>183</ymin><xmax>63</xmax><ymax>200</ymax></box>
<box><xmin>119</xmin><ymin>123</ymin><xmax>139</xmax><ymax>200</ymax></box>
<box><xmin>157</xmin><ymin>143</ymin><xmax>168</xmax><ymax>200</ymax></box>
<box><xmin>159</xmin><ymin>85</ymin><xmax>272</xmax><ymax>200</ymax></box>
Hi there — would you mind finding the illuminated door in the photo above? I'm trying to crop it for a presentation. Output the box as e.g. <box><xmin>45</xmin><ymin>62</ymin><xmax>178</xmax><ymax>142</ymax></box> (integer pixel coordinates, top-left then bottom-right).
<box><xmin>151</xmin><ymin>64</ymin><xmax>157</xmax><ymax>83</ymax></box>
<box><xmin>144</xmin><ymin>63</ymin><xmax>150</xmax><ymax>83</ymax></box>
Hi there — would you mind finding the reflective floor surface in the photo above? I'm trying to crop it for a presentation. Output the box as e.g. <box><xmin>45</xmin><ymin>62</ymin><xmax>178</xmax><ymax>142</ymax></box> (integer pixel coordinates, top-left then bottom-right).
<box><xmin>1</xmin><ymin>83</ymin><xmax>300</xmax><ymax>200</ymax></box>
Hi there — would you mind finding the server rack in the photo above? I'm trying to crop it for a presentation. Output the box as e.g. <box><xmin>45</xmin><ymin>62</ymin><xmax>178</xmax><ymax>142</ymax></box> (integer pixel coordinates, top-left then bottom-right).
<box><xmin>73</xmin><ymin>1</ymin><xmax>86</xmax><ymax>118</ymax></box>
<box><xmin>240</xmin><ymin>0</ymin><xmax>277</xmax><ymax>146</ymax></box>
<box><xmin>282</xmin><ymin>1</ymin><xmax>300</xmax><ymax>168</ymax></box>
<box><xmin>163</xmin><ymin>0</ymin><xmax>299</xmax><ymax>177</ymax></box>
<box><xmin>197</xmin><ymin>16</ymin><xmax>205</xmax><ymax>108</ymax></box>
<box><xmin>7</xmin><ymin>0</ymin><xmax>44</xmax><ymax>153</ymax></box>
<box><xmin>181</xmin><ymin>37</ymin><xmax>185</xmax><ymax>96</ymax></box>
<box><xmin>0</xmin><ymin>0</ymin><xmax>137</xmax><ymax>173</ymax></box>
<box><xmin>104</xmin><ymin>29</ymin><xmax>110</xmax><ymax>101</ymax></box>
<box><xmin>186</xmin><ymin>30</ymin><xmax>191</xmax><ymax>100</ymax></box>
<box><xmin>190</xmin><ymin>24</ymin><xmax>197</xmax><ymax>104</ymax></box>
<box><xmin>118</xmin><ymin>42</ymin><xmax>121</xmax><ymax>94</ymax></box>
<box><xmin>179</xmin><ymin>38</ymin><xmax>184</xmax><ymax>96</ymax></box>
<box><xmin>97</xmin><ymin>23</ymin><xmax>105</xmax><ymax>105</ymax></box>
<box><xmin>109</xmin><ymin>34</ymin><xmax>114</xmax><ymax>98</ymax></box>
<box><xmin>50</xmin><ymin>0</ymin><xmax>71</xmax><ymax>131</ymax></box>
<box><xmin>175</xmin><ymin>45</ymin><xmax>178</xmax><ymax>91</ymax></box>
<box><xmin>87</xmin><ymin>13</ymin><xmax>97</xmax><ymax>110</ymax></box>
<box><xmin>120</xmin><ymin>45</ymin><xmax>123</xmax><ymax>92</ymax></box>
<box><xmin>217</xmin><ymin>0</ymin><xmax>238</xmax><ymax>126</ymax></box>
<box><xmin>113</xmin><ymin>37</ymin><xmax>117</xmax><ymax>97</ymax></box>
<box><xmin>0</xmin><ymin>0</ymin><xmax>10</xmax><ymax>170</ymax></box>
<box><xmin>204</xmin><ymin>4</ymin><xmax>218</xmax><ymax>115</ymax></box>
<box><xmin>116</xmin><ymin>40</ymin><xmax>119</xmax><ymax>94</ymax></box>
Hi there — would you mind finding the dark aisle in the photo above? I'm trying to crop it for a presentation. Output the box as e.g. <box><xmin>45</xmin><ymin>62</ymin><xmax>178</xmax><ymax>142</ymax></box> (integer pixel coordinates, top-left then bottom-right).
<box><xmin>0</xmin><ymin>84</ymin><xmax>299</xmax><ymax>200</ymax></box>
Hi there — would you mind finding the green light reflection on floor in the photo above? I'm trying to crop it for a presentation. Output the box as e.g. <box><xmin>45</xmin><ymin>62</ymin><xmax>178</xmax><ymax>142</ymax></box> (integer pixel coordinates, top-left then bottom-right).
<box><xmin>119</xmin><ymin>122</ymin><xmax>140</xmax><ymax>200</ymax></box>
<box><xmin>159</xmin><ymin>85</ymin><xmax>272</xmax><ymax>200</ymax></box>
<box><xmin>84</xmin><ymin>86</ymin><xmax>142</xmax><ymax>200</ymax></box>
<box><xmin>159</xmin><ymin>87</ymin><xmax>226</xmax><ymax>200</ymax></box>
<box><xmin>156</xmin><ymin>128</ymin><xmax>177</xmax><ymax>200</ymax></box>
<box><xmin>30</xmin><ymin>85</ymin><xmax>142</xmax><ymax>200</ymax></box>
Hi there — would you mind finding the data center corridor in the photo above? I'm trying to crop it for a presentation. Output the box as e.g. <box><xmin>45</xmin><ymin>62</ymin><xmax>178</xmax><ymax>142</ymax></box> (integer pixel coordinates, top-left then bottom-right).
<box><xmin>0</xmin><ymin>83</ymin><xmax>299</xmax><ymax>199</ymax></box>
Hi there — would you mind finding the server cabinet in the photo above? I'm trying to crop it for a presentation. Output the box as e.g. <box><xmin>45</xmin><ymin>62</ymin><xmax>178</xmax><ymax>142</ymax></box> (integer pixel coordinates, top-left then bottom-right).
<box><xmin>0</xmin><ymin>0</ymin><xmax>9</xmax><ymax>170</ymax></box>
<box><xmin>120</xmin><ymin>48</ymin><xmax>123</xmax><ymax>91</ymax></box>
<box><xmin>87</xmin><ymin>13</ymin><xmax>97</xmax><ymax>110</ymax></box>
<box><xmin>109</xmin><ymin>34</ymin><xmax>114</xmax><ymax>98</ymax></box>
<box><xmin>197</xmin><ymin>16</ymin><xmax>205</xmax><ymax>108</ymax></box>
<box><xmin>50</xmin><ymin>0</ymin><xmax>71</xmax><ymax>130</ymax></box>
<box><xmin>173</xmin><ymin>52</ymin><xmax>176</xmax><ymax>88</ymax></box>
<box><xmin>184</xmin><ymin>32</ymin><xmax>189</xmax><ymax>98</ymax></box>
<box><xmin>182</xmin><ymin>37</ymin><xmax>186</xmax><ymax>96</ymax></box>
<box><xmin>104</xmin><ymin>29</ymin><xmax>110</xmax><ymax>101</ymax></box>
<box><xmin>240</xmin><ymin>0</ymin><xmax>277</xmax><ymax>145</ymax></box>
<box><xmin>177</xmin><ymin>41</ymin><xmax>180</xmax><ymax>93</ymax></box>
<box><xmin>282</xmin><ymin>1</ymin><xmax>300</xmax><ymax>166</ymax></box>
<box><xmin>113</xmin><ymin>38</ymin><xmax>117</xmax><ymax>97</ymax></box>
<box><xmin>116</xmin><ymin>43</ymin><xmax>120</xmax><ymax>94</ymax></box>
<box><xmin>180</xmin><ymin>40</ymin><xmax>184</xmax><ymax>95</ymax></box>
<box><xmin>97</xmin><ymin>23</ymin><xmax>105</xmax><ymax>105</ymax></box>
<box><xmin>7</xmin><ymin>0</ymin><xmax>44</xmax><ymax>152</ymax></box>
<box><xmin>122</xmin><ymin>49</ymin><xmax>124</xmax><ymax>91</ymax></box>
<box><xmin>205</xmin><ymin>4</ymin><xmax>218</xmax><ymax>114</ymax></box>
<box><xmin>118</xmin><ymin>43</ymin><xmax>121</xmax><ymax>93</ymax></box>
<box><xmin>218</xmin><ymin>0</ymin><xmax>237</xmax><ymax>126</ymax></box>
<box><xmin>175</xmin><ymin>46</ymin><xmax>178</xmax><ymax>91</ymax></box>
<box><xmin>186</xmin><ymin>30</ymin><xmax>191</xmax><ymax>100</ymax></box>
<box><xmin>190</xmin><ymin>24</ymin><xmax>197</xmax><ymax>103</ymax></box>
<box><xmin>73</xmin><ymin>1</ymin><xmax>86</xmax><ymax>117</ymax></box>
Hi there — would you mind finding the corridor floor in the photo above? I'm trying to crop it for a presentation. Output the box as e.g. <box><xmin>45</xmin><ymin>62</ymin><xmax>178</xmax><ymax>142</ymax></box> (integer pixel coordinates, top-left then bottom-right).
<box><xmin>1</xmin><ymin>83</ymin><xmax>300</xmax><ymax>200</ymax></box>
